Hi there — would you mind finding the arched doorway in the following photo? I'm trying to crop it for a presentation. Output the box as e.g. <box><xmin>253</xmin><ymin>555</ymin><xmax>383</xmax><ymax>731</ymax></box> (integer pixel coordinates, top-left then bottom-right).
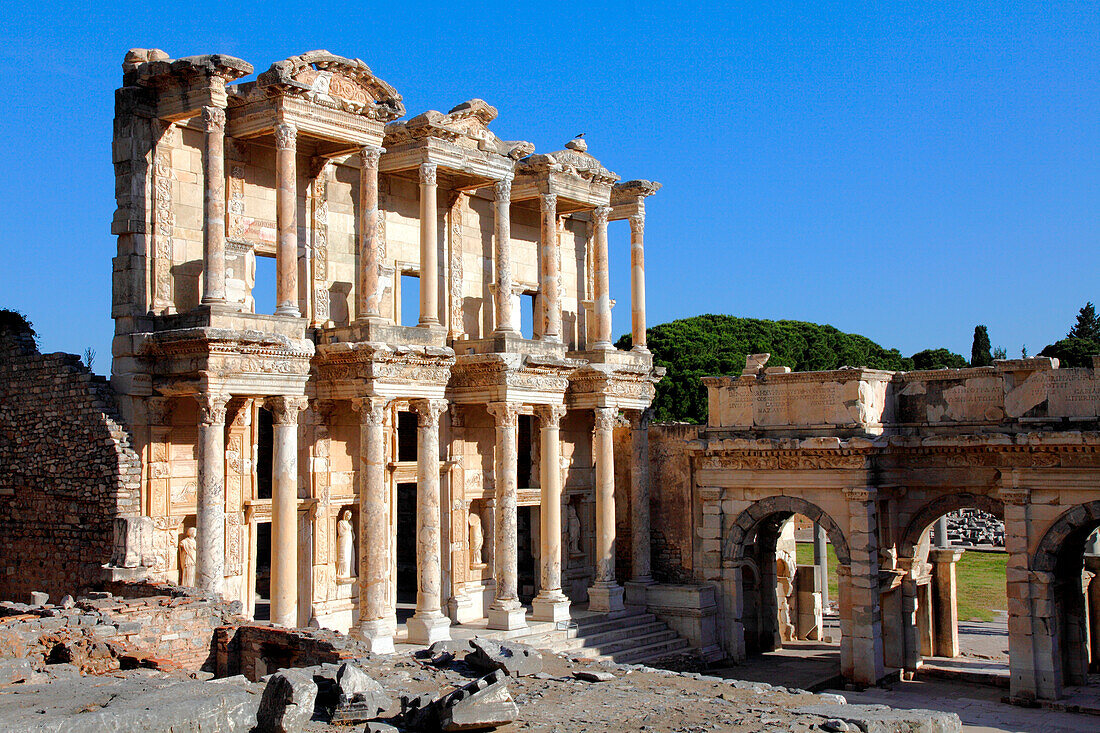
<box><xmin>721</xmin><ymin>496</ymin><xmax>851</xmax><ymax>689</ymax></box>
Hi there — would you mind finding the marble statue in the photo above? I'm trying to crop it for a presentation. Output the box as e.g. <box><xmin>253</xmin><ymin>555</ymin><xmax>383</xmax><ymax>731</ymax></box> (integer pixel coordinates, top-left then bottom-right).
<box><xmin>567</xmin><ymin>503</ymin><xmax>583</xmax><ymax>556</ymax></box>
<box><xmin>468</xmin><ymin>511</ymin><xmax>484</xmax><ymax>566</ymax></box>
<box><xmin>336</xmin><ymin>509</ymin><xmax>354</xmax><ymax>578</ymax></box>
<box><xmin>178</xmin><ymin>527</ymin><xmax>197</xmax><ymax>587</ymax></box>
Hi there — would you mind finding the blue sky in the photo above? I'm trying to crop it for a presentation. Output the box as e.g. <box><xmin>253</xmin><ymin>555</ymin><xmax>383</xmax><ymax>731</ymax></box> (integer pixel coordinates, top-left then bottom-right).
<box><xmin>1</xmin><ymin>2</ymin><xmax>1097</xmax><ymax>372</ymax></box>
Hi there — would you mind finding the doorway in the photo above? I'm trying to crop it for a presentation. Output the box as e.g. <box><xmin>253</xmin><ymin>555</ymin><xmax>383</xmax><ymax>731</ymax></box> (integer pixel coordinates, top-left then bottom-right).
<box><xmin>254</xmin><ymin>522</ymin><xmax>272</xmax><ymax>621</ymax></box>
<box><xmin>396</xmin><ymin>482</ymin><xmax>418</xmax><ymax>621</ymax></box>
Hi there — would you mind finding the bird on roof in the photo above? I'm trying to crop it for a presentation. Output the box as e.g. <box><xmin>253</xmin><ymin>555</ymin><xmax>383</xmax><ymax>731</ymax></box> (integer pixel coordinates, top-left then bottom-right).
<box><xmin>574</xmin><ymin>133</ymin><xmax>585</xmax><ymax>138</ymax></box>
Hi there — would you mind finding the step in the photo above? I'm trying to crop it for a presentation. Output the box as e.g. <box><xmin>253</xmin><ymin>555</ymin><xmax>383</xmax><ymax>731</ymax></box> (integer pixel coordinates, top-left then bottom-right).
<box><xmin>548</xmin><ymin>622</ymin><xmax>673</xmax><ymax>652</ymax></box>
<box><xmin>569</xmin><ymin>630</ymin><xmax>682</xmax><ymax>657</ymax></box>
<box><xmin>604</xmin><ymin>638</ymin><xmax>692</xmax><ymax>665</ymax></box>
<box><xmin>573</xmin><ymin>612</ymin><xmax>656</xmax><ymax>634</ymax></box>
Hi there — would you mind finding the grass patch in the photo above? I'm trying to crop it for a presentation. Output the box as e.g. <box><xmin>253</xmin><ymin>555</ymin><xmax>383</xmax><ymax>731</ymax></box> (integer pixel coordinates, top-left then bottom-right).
<box><xmin>794</xmin><ymin>544</ymin><xmax>1007</xmax><ymax>623</ymax></box>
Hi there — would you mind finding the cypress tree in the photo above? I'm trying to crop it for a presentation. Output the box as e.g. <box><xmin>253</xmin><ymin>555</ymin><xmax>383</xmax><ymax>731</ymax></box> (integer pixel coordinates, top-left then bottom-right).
<box><xmin>1068</xmin><ymin>302</ymin><xmax>1100</xmax><ymax>342</ymax></box>
<box><xmin>971</xmin><ymin>325</ymin><xmax>993</xmax><ymax>367</ymax></box>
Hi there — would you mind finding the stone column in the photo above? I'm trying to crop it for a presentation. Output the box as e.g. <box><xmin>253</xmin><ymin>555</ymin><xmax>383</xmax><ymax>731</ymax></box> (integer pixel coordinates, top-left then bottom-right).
<box><xmin>628</xmin><ymin>207</ymin><xmax>646</xmax><ymax>351</ymax></box>
<box><xmin>357</xmin><ymin>146</ymin><xmax>384</xmax><ymax>320</ymax></box>
<box><xmin>351</xmin><ymin>396</ymin><xmax>394</xmax><ymax>652</ymax></box>
<box><xmin>625</xmin><ymin>408</ymin><xmax>654</xmax><ymax>606</ymax></box>
<box><xmin>589</xmin><ymin>407</ymin><xmax>624</xmax><ymax>612</ymax></box>
<box><xmin>930</xmin><ymin>547</ymin><xmax>964</xmax><ymax>658</ymax></box>
<box><xmin>267</xmin><ymin>396</ymin><xmax>307</xmax><ymax>627</ymax></box>
<box><xmin>841</xmin><ymin>487</ymin><xmax>885</xmax><ymax>685</ymax></box>
<box><xmin>492</xmin><ymin>176</ymin><xmax>516</xmax><ymax>335</ymax></box>
<box><xmin>407</xmin><ymin>399</ymin><xmax>450</xmax><ymax>643</ymax></box>
<box><xmin>273</xmin><ymin>123</ymin><xmax>300</xmax><ymax>317</ymax></box>
<box><xmin>934</xmin><ymin>516</ymin><xmax>949</xmax><ymax>548</ymax></box>
<box><xmin>418</xmin><ymin>163</ymin><xmax>440</xmax><ymax>326</ymax></box>
<box><xmin>200</xmin><ymin>106</ymin><xmax>227</xmax><ymax>305</ymax></box>
<box><xmin>532</xmin><ymin>404</ymin><xmax>570</xmax><ymax>622</ymax></box>
<box><xmin>486</xmin><ymin>402</ymin><xmax>526</xmax><ymax>629</ymax></box>
<box><xmin>538</xmin><ymin>194</ymin><xmax>562</xmax><ymax>342</ymax></box>
<box><xmin>900</xmin><ymin>574</ymin><xmax>922</xmax><ymax>674</ymax></box>
<box><xmin>814</xmin><ymin>523</ymin><xmax>830</xmax><ymax>611</ymax></box>
<box><xmin>195</xmin><ymin>393</ymin><xmax>229</xmax><ymax>593</ymax></box>
<box><xmin>591</xmin><ymin>206</ymin><xmax>613</xmax><ymax>350</ymax></box>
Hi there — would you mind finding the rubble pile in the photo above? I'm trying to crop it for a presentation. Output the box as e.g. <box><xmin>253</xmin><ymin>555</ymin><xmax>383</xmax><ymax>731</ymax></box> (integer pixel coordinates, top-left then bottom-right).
<box><xmin>944</xmin><ymin>509</ymin><xmax>1005</xmax><ymax>548</ymax></box>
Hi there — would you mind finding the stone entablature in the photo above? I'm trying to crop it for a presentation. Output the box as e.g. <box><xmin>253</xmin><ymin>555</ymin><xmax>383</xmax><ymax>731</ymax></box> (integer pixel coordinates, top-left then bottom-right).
<box><xmin>703</xmin><ymin>355</ymin><xmax>1100</xmax><ymax>435</ymax></box>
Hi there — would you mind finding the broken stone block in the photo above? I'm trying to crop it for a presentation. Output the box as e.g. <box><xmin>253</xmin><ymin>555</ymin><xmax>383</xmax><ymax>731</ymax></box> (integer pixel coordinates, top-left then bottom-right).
<box><xmin>60</xmin><ymin>595</ymin><xmax>75</xmax><ymax>609</ymax></box>
<box><xmin>466</xmin><ymin>637</ymin><xmax>542</xmax><ymax>677</ymax></box>
<box><xmin>425</xmin><ymin>638</ymin><xmax>475</xmax><ymax>665</ymax></box>
<box><xmin>794</xmin><ymin>703</ymin><xmax>961</xmax><ymax>733</ymax></box>
<box><xmin>438</xmin><ymin>670</ymin><xmax>519</xmax><ymax>731</ymax></box>
<box><xmin>108</xmin><ymin>515</ymin><xmax>156</xmax><ymax>568</ymax></box>
<box><xmin>257</xmin><ymin>669</ymin><xmax>318</xmax><ymax>733</ymax></box>
<box><xmin>573</xmin><ymin>669</ymin><xmax>616</xmax><ymax>682</ymax></box>
<box><xmin>328</xmin><ymin>662</ymin><xmax>393</xmax><ymax>724</ymax></box>
<box><xmin>29</xmin><ymin>591</ymin><xmax>49</xmax><ymax>606</ymax></box>
<box><xmin>0</xmin><ymin>658</ymin><xmax>35</xmax><ymax>685</ymax></box>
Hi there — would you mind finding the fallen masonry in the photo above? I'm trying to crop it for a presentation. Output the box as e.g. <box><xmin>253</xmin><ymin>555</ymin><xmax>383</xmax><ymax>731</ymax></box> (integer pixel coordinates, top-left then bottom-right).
<box><xmin>0</xmin><ymin>586</ymin><xmax>961</xmax><ymax>732</ymax></box>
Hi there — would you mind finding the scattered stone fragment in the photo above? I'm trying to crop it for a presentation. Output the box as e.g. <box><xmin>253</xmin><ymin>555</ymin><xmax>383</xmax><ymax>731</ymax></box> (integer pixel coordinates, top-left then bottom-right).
<box><xmin>29</xmin><ymin>591</ymin><xmax>49</xmax><ymax>606</ymax></box>
<box><xmin>573</xmin><ymin>670</ymin><xmax>616</xmax><ymax>682</ymax></box>
<box><xmin>821</xmin><ymin>719</ymin><xmax>850</xmax><ymax>732</ymax></box>
<box><xmin>365</xmin><ymin>723</ymin><xmax>400</xmax><ymax>733</ymax></box>
<box><xmin>795</xmin><ymin>703</ymin><xmax>961</xmax><ymax>733</ymax></box>
<box><xmin>256</xmin><ymin>669</ymin><xmax>318</xmax><ymax>733</ymax></box>
<box><xmin>59</xmin><ymin>595</ymin><xmax>75</xmax><ymax>609</ymax></box>
<box><xmin>327</xmin><ymin>662</ymin><xmax>392</xmax><ymax>724</ymax></box>
<box><xmin>0</xmin><ymin>658</ymin><xmax>35</xmax><ymax>685</ymax></box>
<box><xmin>467</xmin><ymin>637</ymin><xmax>543</xmax><ymax>677</ymax></box>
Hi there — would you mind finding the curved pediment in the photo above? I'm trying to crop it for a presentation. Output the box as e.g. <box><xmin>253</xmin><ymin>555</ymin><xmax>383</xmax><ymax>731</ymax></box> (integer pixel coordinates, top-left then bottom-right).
<box><xmin>385</xmin><ymin>98</ymin><xmax>534</xmax><ymax>159</ymax></box>
<box><xmin>257</xmin><ymin>50</ymin><xmax>405</xmax><ymax>121</ymax></box>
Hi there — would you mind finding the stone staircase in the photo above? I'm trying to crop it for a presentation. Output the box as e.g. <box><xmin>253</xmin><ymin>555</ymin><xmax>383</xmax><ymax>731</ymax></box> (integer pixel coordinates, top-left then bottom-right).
<box><xmin>507</xmin><ymin>609</ymin><xmax>693</xmax><ymax>665</ymax></box>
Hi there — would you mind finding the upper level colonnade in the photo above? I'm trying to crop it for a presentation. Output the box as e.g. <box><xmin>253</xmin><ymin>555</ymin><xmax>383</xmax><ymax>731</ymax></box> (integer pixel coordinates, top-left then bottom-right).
<box><xmin>111</xmin><ymin>48</ymin><xmax>660</xmax><ymax>359</ymax></box>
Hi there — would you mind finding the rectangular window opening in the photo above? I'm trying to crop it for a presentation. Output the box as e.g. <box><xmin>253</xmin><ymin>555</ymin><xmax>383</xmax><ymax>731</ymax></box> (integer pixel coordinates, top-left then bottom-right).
<box><xmin>254</xmin><ymin>254</ymin><xmax>277</xmax><ymax>316</ymax></box>
<box><xmin>521</xmin><ymin>292</ymin><xmax>536</xmax><ymax>340</ymax></box>
<box><xmin>400</xmin><ymin>274</ymin><xmax>420</xmax><ymax>327</ymax></box>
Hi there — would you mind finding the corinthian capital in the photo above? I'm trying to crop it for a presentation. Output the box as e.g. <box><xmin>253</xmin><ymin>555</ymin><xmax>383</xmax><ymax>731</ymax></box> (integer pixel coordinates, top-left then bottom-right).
<box><xmin>628</xmin><ymin>407</ymin><xmax>654</xmax><ymax>430</ymax></box>
<box><xmin>593</xmin><ymin>206</ymin><xmax>611</xmax><ymax>226</ymax></box>
<box><xmin>411</xmin><ymin>398</ymin><xmax>448</xmax><ymax>427</ymax></box>
<box><xmin>273</xmin><ymin>122</ymin><xmax>297</xmax><ymax>150</ymax></box>
<box><xmin>196</xmin><ymin>393</ymin><xmax>230</xmax><ymax>426</ymax></box>
<box><xmin>266</xmin><ymin>395</ymin><xmax>309</xmax><ymax>425</ymax></box>
<box><xmin>487</xmin><ymin>401</ymin><xmax>521</xmax><ymax>428</ymax></box>
<box><xmin>201</xmin><ymin>106</ymin><xmax>226</xmax><ymax>133</ymax></box>
<box><xmin>419</xmin><ymin>162</ymin><xmax>438</xmax><ymax>186</ymax></box>
<box><xmin>593</xmin><ymin>406</ymin><xmax>619</xmax><ymax>433</ymax></box>
<box><xmin>539</xmin><ymin>193</ymin><xmax>557</xmax><ymax>214</ymax></box>
<box><xmin>629</xmin><ymin>210</ymin><xmax>645</xmax><ymax>236</ymax></box>
<box><xmin>351</xmin><ymin>396</ymin><xmax>389</xmax><ymax>427</ymax></box>
<box><xmin>493</xmin><ymin>175</ymin><xmax>513</xmax><ymax>202</ymax></box>
<box><xmin>359</xmin><ymin>145</ymin><xmax>384</xmax><ymax>168</ymax></box>
<box><xmin>536</xmin><ymin>404</ymin><xmax>568</xmax><ymax>429</ymax></box>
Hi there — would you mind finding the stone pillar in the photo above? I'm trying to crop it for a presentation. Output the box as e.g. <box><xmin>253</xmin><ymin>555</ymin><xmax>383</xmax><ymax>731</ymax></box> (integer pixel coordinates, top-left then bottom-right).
<box><xmin>267</xmin><ymin>396</ymin><xmax>307</xmax><ymax>627</ymax></box>
<box><xmin>418</xmin><ymin>163</ymin><xmax>440</xmax><ymax>326</ymax></box>
<box><xmin>930</xmin><ymin>547</ymin><xmax>964</xmax><ymax>657</ymax></box>
<box><xmin>841</xmin><ymin>487</ymin><xmax>885</xmax><ymax>685</ymax></box>
<box><xmin>628</xmin><ymin>207</ymin><xmax>646</xmax><ymax>351</ymax></box>
<box><xmin>407</xmin><ymin>399</ymin><xmax>450</xmax><ymax>644</ymax></box>
<box><xmin>900</xmin><ymin>574</ymin><xmax>922</xmax><ymax>673</ymax></box>
<box><xmin>492</xmin><ymin>176</ymin><xmax>516</xmax><ymax>335</ymax></box>
<box><xmin>532</xmin><ymin>405</ymin><xmax>570</xmax><ymax>622</ymax></box>
<box><xmin>917</xmin><ymin>581</ymin><xmax>934</xmax><ymax>657</ymax></box>
<box><xmin>352</xmin><ymin>396</ymin><xmax>394</xmax><ymax>652</ymax></box>
<box><xmin>589</xmin><ymin>407</ymin><xmax>624</xmax><ymax>612</ymax></box>
<box><xmin>814</xmin><ymin>522</ymin><xmax>830</xmax><ymax>611</ymax></box>
<box><xmin>538</xmin><ymin>193</ymin><xmax>561</xmax><ymax>342</ymax></box>
<box><xmin>195</xmin><ymin>393</ymin><xmax>229</xmax><ymax>593</ymax></box>
<box><xmin>357</xmin><ymin>146</ymin><xmax>384</xmax><ymax>320</ymax></box>
<box><xmin>625</xmin><ymin>408</ymin><xmax>654</xmax><ymax>606</ymax></box>
<box><xmin>486</xmin><ymin>402</ymin><xmax>525</xmax><ymax>629</ymax></box>
<box><xmin>273</xmin><ymin>123</ymin><xmax>300</xmax><ymax>317</ymax></box>
<box><xmin>934</xmin><ymin>516</ymin><xmax>949</xmax><ymax>548</ymax></box>
<box><xmin>1001</xmin><ymin>485</ymin><xmax>1048</xmax><ymax>700</ymax></box>
<box><xmin>591</xmin><ymin>206</ymin><xmax>613</xmax><ymax>350</ymax></box>
<box><xmin>200</xmin><ymin>106</ymin><xmax>227</xmax><ymax>305</ymax></box>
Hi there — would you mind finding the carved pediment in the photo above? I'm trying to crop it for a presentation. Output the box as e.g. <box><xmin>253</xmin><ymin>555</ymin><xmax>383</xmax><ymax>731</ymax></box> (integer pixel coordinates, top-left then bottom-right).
<box><xmin>517</xmin><ymin>139</ymin><xmax>620</xmax><ymax>185</ymax></box>
<box><xmin>385</xmin><ymin>98</ymin><xmax>534</xmax><ymax>159</ymax></box>
<box><xmin>256</xmin><ymin>50</ymin><xmax>405</xmax><ymax>121</ymax></box>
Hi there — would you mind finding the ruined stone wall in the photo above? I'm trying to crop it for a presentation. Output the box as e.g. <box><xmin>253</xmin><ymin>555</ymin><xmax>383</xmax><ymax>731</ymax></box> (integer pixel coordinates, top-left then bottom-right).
<box><xmin>215</xmin><ymin>624</ymin><xmax>365</xmax><ymax>681</ymax></box>
<box><xmin>648</xmin><ymin>424</ymin><xmax>699</xmax><ymax>584</ymax></box>
<box><xmin>0</xmin><ymin>324</ymin><xmax>142</xmax><ymax>601</ymax></box>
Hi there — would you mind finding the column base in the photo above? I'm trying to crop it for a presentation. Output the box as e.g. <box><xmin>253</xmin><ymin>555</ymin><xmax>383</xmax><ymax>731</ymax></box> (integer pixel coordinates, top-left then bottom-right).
<box><xmin>406</xmin><ymin>612</ymin><xmax>452</xmax><ymax>645</ymax></box>
<box><xmin>624</xmin><ymin>579</ymin><xmax>655</xmax><ymax>607</ymax></box>
<box><xmin>531</xmin><ymin>592</ymin><xmax>571</xmax><ymax>623</ymax></box>
<box><xmin>352</xmin><ymin>619</ymin><xmax>396</xmax><ymax>654</ymax></box>
<box><xmin>487</xmin><ymin>604</ymin><xmax>528</xmax><ymax>631</ymax></box>
<box><xmin>588</xmin><ymin>583</ymin><xmax>625</xmax><ymax>613</ymax></box>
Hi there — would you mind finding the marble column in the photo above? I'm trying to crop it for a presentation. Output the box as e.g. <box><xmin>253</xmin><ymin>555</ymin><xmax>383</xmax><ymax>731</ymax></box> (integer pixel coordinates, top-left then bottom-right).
<box><xmin>492</xmin><ymin>176</ymin><xmax>516</xmax><ymax>335</ymax></box>
<box><xmin>200</xmin><ymin>106</ymin><xmax>227</xmax><ymax>305</ymax></box>
<box><xmin>273</xmin><ymin>123</ymin><xmax>300</xmax><ymax>317</ymax></box>
<box><xmin>538</xmin><ymin>193</ymin><xmax>561</xmax><ymax>342</ymax></box>
<box><xmin>934</xmin><ymin>516</ymin><xmax>949</xmax><ymax>548</ymax></box>
<box><xmin>418</xmin><ymin>163</ymin><xmax>440</xmax><ymax>326</ymax></box>
<box><xmin>195</xmin><ymin>393</ymin><xmax>229</xmax><ymax>593</ymax></box>
<box><xmin>930</xmin><ymin>547</ymin><xmax>964</xmax><ymax>658</ymax></box>
<box><xmin>267</xmin><ymin>396</ymin><xmax>307</xmax><ymax>627</ymax></box>
<box><xmin>352</xmin><ymin>396</ymin><xmax>394</xmax><ymax>652</ymax></box>
<box><xmin>589</xmin><ymin>406</ymin><xmax>624</xmax><ymax>612</ymax></box>
<box><xmin>357</xmin><ymin>146</ymin><xmax>384</xmax><ymax>320</ymax></box>
<box><xmin>407</xmin><ymin>399</ymin><xmax>450</xmax><ymax>644</ymax></box>
<box><xmin>624</xmin><ymin>408</ymin><xmax>654</xmax><ymax>606</ymax></box>
<box><xmin>628</xmin><ymin>207</ymin><xmax>647</xmax><ymax>351</ymax></box>
<box><xmin>591</xmin><ymin>206</ymin><xmax>613</xmax><ymax>350</ymax></box>
<box><xmin>532</xmin><ymin>404</ymin><xmax>570</xmax><ymax>622</ymax></box>
<box><xmin>486</xmin><ymin>401</ymin><xmax>526</xmax><ymax>629</ymax></box>
<box><xmin>814</xmin><ymin>522</ymin><xmax>830</xmax><ymax>611</ymax></box>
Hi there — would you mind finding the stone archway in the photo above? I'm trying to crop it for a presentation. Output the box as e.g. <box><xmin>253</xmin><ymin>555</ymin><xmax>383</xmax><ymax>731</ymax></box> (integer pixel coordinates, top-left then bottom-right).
<box><xmin>899</xmin><ymin>492</ymin><xmax>1004</xmax><ymax>559</ymax></box>
<box><xmin>724</xmin><ymin>495</ymin><xmax>851</xmax><ymax>566</ymax></box>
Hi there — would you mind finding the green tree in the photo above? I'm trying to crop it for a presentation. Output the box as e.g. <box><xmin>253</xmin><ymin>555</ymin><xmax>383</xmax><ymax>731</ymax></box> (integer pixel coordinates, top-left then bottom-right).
<box><xmin>993</xmin><ymin>346</ymin><xmax>1007</xmax><ymax>360</ymax></box>
<box><xmin>971</xmin><ymin>325</ymin><xmax>993</xmax><ymax>367</ymax></box>
<box><xmin>616</xmin><ymin>315</ymin><xmax>913</xmax><ymax>423</ymax></box>
<box><xmin>1039</xmin><ymin>338</ymin><xmax>1100</xmax><ymax>368</ymax></box>
<box><xmin>1068</xmin><ymin>302</ymin><xmax>1100</xmax><ymax>343</ymax></box>
<box><xmin>911</xmin><ymin>348</ymin><xmax>969</xmax><ymax>370</ymax></box>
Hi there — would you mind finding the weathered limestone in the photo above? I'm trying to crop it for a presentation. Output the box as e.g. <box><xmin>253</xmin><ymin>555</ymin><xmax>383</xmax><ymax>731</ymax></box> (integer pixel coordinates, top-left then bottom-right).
<box><xmin>492</xmin><ymin>177</ymin><xmax>515</xmax><ymax>335</ymax></box>
<box><xmin>273</xmin><ymin>122</ymin><xmax>299</xmax><ymax>317</ymax></box>
<box><xmin>353</xmin><ymin>396</ymin><xmax>395</xmax><ymax>653</ymax></box>
<box><xmin>591</xmin><ymin>206</ymin><xmax>613</xmax><ymax>350</ymax></box>
<box><xmin>538</xmin><ymin>194</ymin><xmax>561</xmax><ymax>342</ymax></box>
<box><xmin>357</xmin><ymin>146</ymin><xmax>384</xmax><ymax>320</ymax></box>
<box><xmin>200</xmin><ymin>106</ymin><xmax>227</xmax><ymax>304</ymax></box>
<box><xmin>195</xmin><ymin>393</ymin><xmax>229</xmax><ymax>593</ymax></box>
<box><xmin>625</xmin><ymin>408</ymin><xmax>654</xmax><ymax>606</ymax></box>
<box><xmin>407</xmin><ymin>399</ymin><xmax>450</xmax><ymax>644</ymax></box>
<box><xmin>268</xmin><ymin>396</ymin><xmax>308</xmax><ymax>626</ymax></box>
<box><xmin>589</xmin><ymin>406</ymin><xmax>624</xmax><ymax>612</ymax></box>
<box><xmin>418</xmin><ymin>163</ymin><xmax>440</xmax><ymax>327</ymax></box>
<box><xmin>532</xmin><ymin>405</ymin><xmax>570</xmax><ymax>622</ymax></box>
<box><xmin>487</xmin><ymin>402</ymin><xmax>525</xmax><ymax>630</ymax></box>
<box><xmin>930</xmin><ymin>547</ymin><xmax>963</xmax><ymax>658</ymax></box>
<box><xmin>814</xmin><ymin>522</ymin><xmax>829</xmax><ymax>612</ymax></box>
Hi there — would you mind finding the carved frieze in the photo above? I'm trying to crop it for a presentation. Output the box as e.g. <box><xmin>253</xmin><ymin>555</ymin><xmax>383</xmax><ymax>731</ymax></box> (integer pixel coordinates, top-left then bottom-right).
<box><xmin>700</xmin><ymin>452</ymin><xmax>868</xmax><ymax>471</ymax></box>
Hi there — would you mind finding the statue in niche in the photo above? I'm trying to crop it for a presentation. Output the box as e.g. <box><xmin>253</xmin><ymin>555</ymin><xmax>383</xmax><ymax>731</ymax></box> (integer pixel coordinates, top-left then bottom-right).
<box><xmin>178</xmin><ymin>527</ymin><xmax>197</xmax><ymax>587</ymax></box>
<box><xmin>336</xmin><ymin>509</ymin><xmax>354</xmax><ymax>578</ymax></box>
<box><xmin>468</xmin><ymin>512</ymin><xmax>485</xmax><ymax>567</ymax></box>
<box><xmin>566</xmin><ymin>503</ymin><xmax>583</xmax><ymax>557</ymax></box>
